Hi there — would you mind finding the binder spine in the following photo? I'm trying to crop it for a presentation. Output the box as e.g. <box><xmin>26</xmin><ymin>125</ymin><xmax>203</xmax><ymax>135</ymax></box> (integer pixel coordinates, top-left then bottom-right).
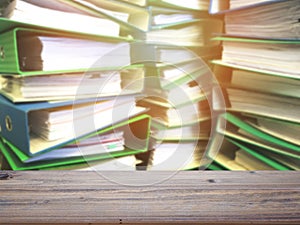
<box><xmin>0</xmin><ymin>102</ymin><xmax>30</xmax><ymax>154</ymax></box>
<box><xmin>16</xmin><ymin>30</ymin><xmax>43</xmax><ymax>72</ymax></box>
<box><xmin>0</xmin><ymin>29</ymin><xmax>21</xmax><ymax>73</ymax></box>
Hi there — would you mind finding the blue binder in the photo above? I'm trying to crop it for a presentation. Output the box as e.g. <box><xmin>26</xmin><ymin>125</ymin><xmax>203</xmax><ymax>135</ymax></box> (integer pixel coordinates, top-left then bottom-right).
<box><xmin>0</xmin><ymin>94</ymin><xmax>148</xmax><ymax>156</ymax></box>
<box><xmin>0</xmin><ymin>113</ymin><xmax>151</xmax><ymax>170</ymax></box>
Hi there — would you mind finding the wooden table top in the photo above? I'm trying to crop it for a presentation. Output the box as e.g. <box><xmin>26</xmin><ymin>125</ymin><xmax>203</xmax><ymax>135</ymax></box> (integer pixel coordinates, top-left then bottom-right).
<box><xmin>0</xmin><ymin>170</ymin><xmax>300</xmax><ymax>224</ymax></box>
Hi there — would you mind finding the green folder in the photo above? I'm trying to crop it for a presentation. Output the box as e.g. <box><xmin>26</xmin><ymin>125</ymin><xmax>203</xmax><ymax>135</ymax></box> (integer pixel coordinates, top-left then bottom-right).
<box><xmin>0</xmin><ymin>114</ymin><xmax>151</xmax><ymax>170</ymax></box>
<box><xmin>0</xmin><ymin>18</ymin><xmax>134</xmax><ymax>75</ymax></box>
<box><xmin>0</xmin><ymin>138</ymin><xmax>142</xmax><ymax>170</ymax></box>
<box><xmin>212</xmin><ymin>59</ymin><xmax>300</xmax><ymax>80</ymax></box>
<box><xmin>226</xmin><ymin>138</ymin><xmax>290</xmax><ymax>170</ymax></box>
<box><xmin>216</xmin><ymin>113</ymin><xmax>300</xmax><ymax>159</ymax></box>
<box><xmin>212</xmin><ymin>63</ymin><xmax>300</xmax><ymax>101</ymax></box>
<box><xmin>206</xmin><ymin>131</ymin><xmax>290</xmax><ymax>170</ymax></box>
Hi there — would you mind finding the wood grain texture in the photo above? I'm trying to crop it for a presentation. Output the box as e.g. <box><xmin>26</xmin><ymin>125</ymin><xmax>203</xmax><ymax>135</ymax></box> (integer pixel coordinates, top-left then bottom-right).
<box><xmin>0</xmin><ymin>171</ymin><xmax>300</xmax><ymax>224</ymax></box>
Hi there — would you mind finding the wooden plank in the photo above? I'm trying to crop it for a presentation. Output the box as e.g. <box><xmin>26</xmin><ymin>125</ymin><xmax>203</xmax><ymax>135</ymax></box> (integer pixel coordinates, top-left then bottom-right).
<box><xmin>0</xmin><ymin>171</ymin><xmax>300</xmax><ymax>224</ymax></box>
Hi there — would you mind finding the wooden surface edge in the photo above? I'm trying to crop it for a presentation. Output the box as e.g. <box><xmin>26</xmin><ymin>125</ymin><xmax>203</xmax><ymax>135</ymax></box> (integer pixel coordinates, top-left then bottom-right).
<box><xmin>0</xmin><ymin>170</ymin><xmax>300</xmax><ymax>224</ymax></box>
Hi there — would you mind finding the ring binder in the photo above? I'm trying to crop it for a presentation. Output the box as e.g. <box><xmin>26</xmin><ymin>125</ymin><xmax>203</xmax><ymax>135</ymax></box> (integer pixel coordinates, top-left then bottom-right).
<box><xmin>216</xmin><ymin>113</ymin><xmax>300</xmax><ymax>159</ymax></box>
<box><xmin>0</xmin><ymin>113</ymin><xmax>151</xmax><ymax>170</ymax></box>
<box><xmin>0</xmin><ymin>24</ymin><xmax>133</xmax><ymax>74</ymax></box>
<box><xmin>0</xmin><ymin>94</ymin><xmax>148</xmax><ymax>155</ymax></box>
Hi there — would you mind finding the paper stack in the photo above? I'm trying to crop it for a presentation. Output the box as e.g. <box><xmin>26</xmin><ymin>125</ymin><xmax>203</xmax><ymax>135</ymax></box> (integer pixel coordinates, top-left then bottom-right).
<box><xmin>0</xmin><ymin>0</ymin><xmax>152</xmax><ymax>171</ymax></box>
<box><xmin>207</xmin><ymin>0</ymin><xmax>300</xmax><ymax>170</ymax></box>
<box><xmin>132</xmin><ymin>0</ymin><xmax>223</xmax><ymax>170</ymax></box>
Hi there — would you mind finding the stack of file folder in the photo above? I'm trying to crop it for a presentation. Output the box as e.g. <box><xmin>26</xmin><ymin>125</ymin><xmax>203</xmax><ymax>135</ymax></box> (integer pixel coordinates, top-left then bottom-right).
<box><xmin>0</xmin><ymin>0</ymin><xmax>152</xmax><ymax>171</ymax></box>
<box><xmin>206</xmin><ymin>0</ymin><xmax>300</xmax><ymax>170</ymax></box>
<box><xmin>0</xmin><ymin>0</ymin><xmax>226</xmax><ymax>171</ymax></box>
<box><xmin>131</xmin><ymin>0</ymin><xmax>223</xmax><ymax>170</ymax></box>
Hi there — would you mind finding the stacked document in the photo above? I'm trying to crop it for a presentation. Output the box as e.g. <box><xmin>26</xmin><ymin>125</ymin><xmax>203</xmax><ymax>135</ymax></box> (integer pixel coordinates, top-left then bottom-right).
<box><xmin>228</xmin><ymin>0</ymin><xmax>279</xmax><ymax>10</ymax></box>
<box><xmin>0</xmin><ymin>89</ymin><xmax>150</xmax><ymax>170</ymax></box>
<box><xmin>148</xmin><ymin>141</ymin><xmax>209</xmax><ymax>170</ymax></box>
<box><xmin>207</xmin><ymin>0</ymin><xmax>300</xmax><ymax>170</ymax></box>
<box><xmin>0</xmin><ymin>68</ymin><xmax>144</xmax><ymax>102</ymax></box>
<box><xmin>224</xmin><ymin>0</ymin><xmax>300</xmax><ymax>39</ymax></box>
<box><xmin>130</xmin><ymin>0</ymin><xmax>223</xmax><ymax>170</ymax></box>
<box><xmin>146</xmin><ymin>19</ymin><xmax>223</xmax><ymax>46</ymax></box>
<box><xmin>137</xmin><ymin>58</ymin><xmax>212</xmax><ymax>170</ymax></box>
<box><xmin>0</xmin><ymin>1</ymin><xmax>152</xmax><ymax>171</ymax></box>
<box><xmin>207</xmin><ymin>113</ymin><xmax>299</xmax><ymax>170</ymax></box>
<box><xmin>10</xmin><ymin>0</ymin><xmax>121</xmax><ymax>37</ymax></box>
<box><xmin>214</xmin><ymin>37</ymin><xmax>300</xmax><ymax>77</ymax></box>
<box><xmin>146</xmin><ymin>0</ymin><xmax>221</xmax><ymax>47</ymax></box>
<box><xmin>15</xmin><ymin>131</ymin><xmax>126</xmax><ymax>164</ymax></box>
<box><xmin>9</xmin><ymin>0</ymin><xmax>151</xmax><ymax>36</ymax></box>
<box><xmin>0</xmin><ymin>27</ymin><xmax>131</xmax><ymax>73</ymax></box>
